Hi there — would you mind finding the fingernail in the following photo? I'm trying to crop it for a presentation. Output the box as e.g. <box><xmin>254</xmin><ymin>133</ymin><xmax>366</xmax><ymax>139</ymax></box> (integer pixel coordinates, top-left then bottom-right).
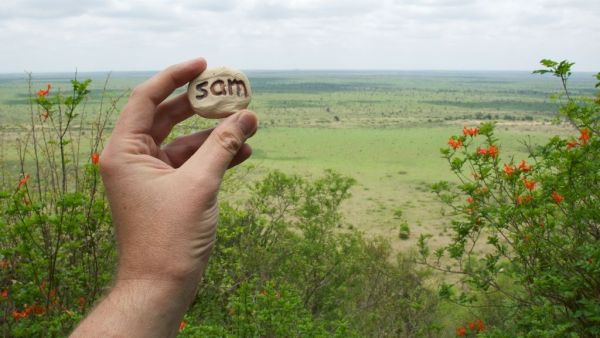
<box><xmin>237</xmin><ymin>111</ymin><xmax>257</xmax><ymax>137</ymax></box>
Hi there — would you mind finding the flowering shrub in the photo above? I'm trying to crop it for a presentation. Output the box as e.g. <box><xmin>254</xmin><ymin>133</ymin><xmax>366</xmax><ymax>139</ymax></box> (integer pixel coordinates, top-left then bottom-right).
<box><xmin>0</xmin><ymin>77</ymin><xmax>120</xmax><ymax>336</ymax></box>
<box><xmin>422</xmin><ymin>60</ymin><xmax>600</xmax><ymax>337</ymax></box>
<box><xmin>455</xmin><ymin>319</ymin><xmax>485</xmax><ymax>337</ymax></box>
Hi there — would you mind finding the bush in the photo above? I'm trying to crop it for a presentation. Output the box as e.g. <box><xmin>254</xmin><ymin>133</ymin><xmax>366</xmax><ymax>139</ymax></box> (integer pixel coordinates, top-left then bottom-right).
<box><xmin>422</xmin><ymin>60</ymin><xmax>600</xmax><ymax>337</ymax></box>
<box><xmin>399</xmin><ymin>221</ymin><xmax>411</xmax><ymax>240</ymax></box>
<box><xmin>0</xmin><ymin>77</ymin><xmax>120</xmax><ymax>336</ymax></box>
<box><xmin>188</xmin><ymin>170</ymin><xmax>441</xmax><ymax>336</ymax></box>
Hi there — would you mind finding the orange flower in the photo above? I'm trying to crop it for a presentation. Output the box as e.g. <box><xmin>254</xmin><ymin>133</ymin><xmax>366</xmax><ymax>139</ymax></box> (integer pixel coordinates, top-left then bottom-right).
<box><xmin>468</xmin><ymin>322</ymin><xmax>476</xmax><ymax>330</ymax></box>
<box><xmin>475</xmin><ymin>145</ymin><xmax>498</xmax><ymax>157</ymax></box>
<box><xmin>28</xmin><ymin>304</ymin><xmax>46</xmax><ymax>315</ymax></box>
<box><xmin>448</xmin><ymin>137</ymin><xmax>463</xmax><ymax>150</ymax></box>
<box><xmin>517</xmin><ymin>195</ymin><xmax>533</xmax><ymax>205</ymax></box>
<box><xmin>552</xmin><ymin>191</ymin><xmax>563</xmax><ymax>204</ymax></box>
<box><xmin>18</xmin><ymin>174</ymin><xmax>31</xmax><ymax>188</ymax></box>
<box><xmin>475</xmin><ymin>319</ymin><xmax>486</xmax><ymax>331</ymax></box>
<box><xmin>179</xmin><ymin>320</ymin><xmax>186</xmax><ymax>331</ymax></box>
<box><xmin>463</xmin><ymin>127</ymin><xmax>479</xmax><ymax>137</ymax></box>
<box><xmin>37</xmin><ymin>84</ymin><xmax>51</xmax><ymax>97</ymax></box>
<box><xmin>1</xmin><ymin>289</ymin><xmax>7</xmax><ymax>299</ymax></box>
<box><xmin>12</xmin><ymin>309</ymin><xmax>29</xmax><ymax>320</ymax></box>
<box><xmin>91</xmin><ymin>152</ymin><xmax>100</xmax><ymax>165</ymax></box>
<box><xmin>518</xmin><ymin>160</ymin><xmax>531</xmax><ymax>172</ymax></box>
<box><xmin>523</xmin><ymin>178</ymin><xmax>536</xmax><ymax>191</ymax></box>
<box><xmin>475</xmin><ymin>186</ymin><xmax>489</xmax><ymax>194</ymax></box>
<box><xmin>566</xmin><ymin>139</ymin><xmax>578</xmax><ymax>149</ymax></box>
<box><xmin>579</xmin><ymin>128</ymin><xmax>590</xmax><ymax>145</ymax></box>
<box><xmin>503</xmin><ymin>164</ymin><xmax>514</xmax><ymax>176</ymax></box>
<box><xmin>456</xmin><ymin>326</ymin><xmax>466</xmax><ymax>336</ymax></box>
<box><xmin>466</xmin><ymin>197</ymin><xmax>474</xmax><ymax>204</ymax></box>
<box><xmin>487</xmin><ymin>145</ymin><xmax>498</xmax><ymax>158</ymax></box>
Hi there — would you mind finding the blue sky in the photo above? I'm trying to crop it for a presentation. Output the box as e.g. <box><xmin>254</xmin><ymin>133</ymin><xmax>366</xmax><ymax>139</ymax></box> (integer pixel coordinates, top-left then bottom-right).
<box><xmin>0</xmin><ymin>0</ymin><xmax>599</xmax><ymax>72</ymax></box>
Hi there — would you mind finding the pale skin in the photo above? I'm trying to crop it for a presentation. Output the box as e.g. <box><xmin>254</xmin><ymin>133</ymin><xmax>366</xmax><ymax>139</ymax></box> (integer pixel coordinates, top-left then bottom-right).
<box><xmin>71</xmin><ymin>58</ymin><xmax>258</xmax><ymax>337</ymax></box>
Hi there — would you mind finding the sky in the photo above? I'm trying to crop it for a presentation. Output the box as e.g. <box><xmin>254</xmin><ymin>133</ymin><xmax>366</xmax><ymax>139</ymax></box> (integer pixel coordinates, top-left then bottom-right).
<box><xmin>0</xmin><ymin>0</ymin><xmax>599</xmax><ymax>72</ymax></box>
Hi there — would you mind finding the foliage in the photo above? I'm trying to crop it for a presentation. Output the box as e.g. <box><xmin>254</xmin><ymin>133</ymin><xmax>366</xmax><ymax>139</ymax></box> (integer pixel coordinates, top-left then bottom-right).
<box><xmin>185</xmin><ymin>170</ymin><xmax>441</xmax><ymax>336</ymax></box>
<box><xmin>0</xmin><ymin>77</ymin><xmax>120</xmax><ymax>336</ymax></box>
<box><xmin>423</xmin><ymin>59</ymin><xmax>600</xmax><ymax>337</ymax></box>
<box><xmin>399</xmin><ymin>221</ymin><xmax>411</xmax><ymax>240</ymax></box>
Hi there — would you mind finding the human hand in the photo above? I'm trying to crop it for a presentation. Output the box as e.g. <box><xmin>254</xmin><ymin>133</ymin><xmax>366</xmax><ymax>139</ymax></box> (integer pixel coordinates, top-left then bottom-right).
<box><xmin>71</xmin><ymin>58</ymin><xmax>258</xmax><ymax>337</ymax></box>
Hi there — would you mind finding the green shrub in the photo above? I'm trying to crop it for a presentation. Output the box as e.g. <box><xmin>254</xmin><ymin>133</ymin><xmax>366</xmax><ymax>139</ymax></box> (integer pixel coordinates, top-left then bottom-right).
<box><xmin>423</xmin><ymin>60</ymin><xmax>600</xmax><ymax>337</ymax></box>
<box><xmin>399</xmin><ymin>221</ymin><xmax>411</xmax><ymax>240</ymax></box>
<box><xmin>0</xmin><ymin>77</ymin><xmax>120</xmax><ymax>336</ymax></box>
<box><xmin>188</xmin><ymin>170</ymin><xmax>441</xmax><ymax>336</ymax></box>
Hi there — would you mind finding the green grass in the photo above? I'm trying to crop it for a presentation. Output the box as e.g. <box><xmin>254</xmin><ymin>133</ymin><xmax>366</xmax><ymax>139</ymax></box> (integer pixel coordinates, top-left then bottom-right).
<box><xmin>243</xmin><ymin>125</ymin><xmax>561</xmax><ymax>252</ymax></box>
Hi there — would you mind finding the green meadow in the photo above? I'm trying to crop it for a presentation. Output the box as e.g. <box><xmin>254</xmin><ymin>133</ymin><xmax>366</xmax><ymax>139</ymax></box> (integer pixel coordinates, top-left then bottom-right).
<box><xmin>246</xmin><ymin>125</ymin><xmax>558</xmax><ymax>252</ymax></box>
<box><xmin>0</xmin><ymin>70</ymin><xmax>595</xmax><ymax>251</ymax></box>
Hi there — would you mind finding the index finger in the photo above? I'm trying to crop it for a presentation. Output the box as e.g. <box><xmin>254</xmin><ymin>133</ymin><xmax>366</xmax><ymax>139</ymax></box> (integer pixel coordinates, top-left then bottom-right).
<box><xmin>116</xmin><ymin>58</ymin><xmax>207</xmax><ymax>135</ymax></box>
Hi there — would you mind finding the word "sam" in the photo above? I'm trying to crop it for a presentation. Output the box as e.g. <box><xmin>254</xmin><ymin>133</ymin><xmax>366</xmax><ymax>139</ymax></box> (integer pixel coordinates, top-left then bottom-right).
<box><xmin>195</xmin><ymin>78</ymin><xmax>249</xmax><ymax>100</ymax></box>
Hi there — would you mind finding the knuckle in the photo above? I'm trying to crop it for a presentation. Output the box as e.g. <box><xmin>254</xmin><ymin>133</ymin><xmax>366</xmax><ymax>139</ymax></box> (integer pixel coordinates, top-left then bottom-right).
<box><xmin>98</xmin><ymin>149</ymin><xmax>118</xmax><ymax>177</ymax></box>
<box><xmin>214</xmin><ymin>129</ymin><xmax>242</xmax><ymax>155</ymax></box>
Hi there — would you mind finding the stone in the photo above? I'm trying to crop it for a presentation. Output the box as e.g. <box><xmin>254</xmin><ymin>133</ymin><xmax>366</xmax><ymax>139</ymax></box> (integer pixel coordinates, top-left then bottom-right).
<box><xmin>187</xmin><ymin>67</ymin><xmax>252</xmax><ymax>119</ymax></box>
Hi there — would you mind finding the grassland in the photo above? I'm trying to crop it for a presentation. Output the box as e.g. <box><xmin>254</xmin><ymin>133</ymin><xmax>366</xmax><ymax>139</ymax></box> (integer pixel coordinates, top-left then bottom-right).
<box><xmin>0</xmin><ymin>70</ymin><xmax>596</xmax><ymax>253</ymax></box>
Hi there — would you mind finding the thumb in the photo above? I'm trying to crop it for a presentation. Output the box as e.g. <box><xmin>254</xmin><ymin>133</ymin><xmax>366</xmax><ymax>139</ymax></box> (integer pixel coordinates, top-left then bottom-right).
<box><xmin>181</xmin><ymin>110</ymin><xmax>258</xmax><ymax>184</ymax></box>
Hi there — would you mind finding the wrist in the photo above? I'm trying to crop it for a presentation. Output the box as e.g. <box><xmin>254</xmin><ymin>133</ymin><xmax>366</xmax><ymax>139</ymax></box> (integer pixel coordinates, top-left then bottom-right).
<box><xmin>116</xmin><ymin>240</ymin><xmax>214</xmax><ymax>285</ymax></box>
<box><xmin>73</xmin><ymin>278</ymin><xmax>197</xmax><ymax>338</ymax></box>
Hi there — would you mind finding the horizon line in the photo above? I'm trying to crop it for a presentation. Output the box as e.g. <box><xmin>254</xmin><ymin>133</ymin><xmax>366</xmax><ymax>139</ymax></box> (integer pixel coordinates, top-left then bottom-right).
<box><xmin>1</xmin><ymin>68</ymin><xmax>598</xmax><ymax>75</ymax></box>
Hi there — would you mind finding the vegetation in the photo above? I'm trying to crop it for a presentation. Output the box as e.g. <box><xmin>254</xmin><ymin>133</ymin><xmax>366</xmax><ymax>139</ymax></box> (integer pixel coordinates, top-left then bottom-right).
<box><xmin>422</xmin><ymin>60</ymin><xmax>600</xmax><ymax>337</ymax></box>
<box><xmin>1</xmin><ymin>75</ymin><xmax>440</xmax><ymax>337</ymax></box>
<box><xmin>0</xmin><ymin>78</ymin><xmax>116</xmax><ymax>336</ymax></box>
<box><xmin>0</xmin><ymin>59</ymin><xmax>598</xmax><ymax>337</ymax></box>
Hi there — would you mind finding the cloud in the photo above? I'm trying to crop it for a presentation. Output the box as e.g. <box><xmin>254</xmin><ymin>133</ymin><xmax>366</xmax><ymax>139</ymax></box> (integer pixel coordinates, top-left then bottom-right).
<box><xmin>0</xmin><ymin>0</ymin><xmax>598</xmax><ymax>72</ymax></box>
<box><xmin>243</xmin><ymin>0</ymin><xmax>377</xmax><ymax>19</ymax></box>
<box><xmin>0</xmin><ymin>0</ymin><xmax>105</xmax><ymax>19</ymax></box>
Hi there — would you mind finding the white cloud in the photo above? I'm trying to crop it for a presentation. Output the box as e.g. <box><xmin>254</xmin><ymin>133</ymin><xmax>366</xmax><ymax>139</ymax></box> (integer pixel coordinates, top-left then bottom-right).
<box><xmin>0</xmin><ymin>0</ymin><xmax>598</xmax><ymax>72</ymax></box>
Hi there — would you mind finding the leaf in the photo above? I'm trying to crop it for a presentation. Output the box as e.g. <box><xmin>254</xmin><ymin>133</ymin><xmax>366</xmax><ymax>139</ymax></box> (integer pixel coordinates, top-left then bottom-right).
<box><xmin>533</xmin><ymin>69</ymin><xmax>551</xmax><ymax>75</ymax></box>
<box><xmin>540</xmin><ymin>59</ymin><xmax>558</xmax><ymax>68</ymax></box>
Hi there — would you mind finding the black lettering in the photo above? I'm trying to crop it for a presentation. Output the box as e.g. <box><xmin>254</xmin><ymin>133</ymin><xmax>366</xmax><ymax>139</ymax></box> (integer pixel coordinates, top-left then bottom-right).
<box><xmin>210</xmin><ymin>80</ymin><xmax>226</xmax><ymax>96</ymax></box>
<box><xmin>195</xmin><ymin>81</ymin><xmax>209</xmax><ymax>100</ymax></box>
<box><xmin>227</xmin><ymin>79</ymin><xmax>248</xmax><ymax>97</ymax></box>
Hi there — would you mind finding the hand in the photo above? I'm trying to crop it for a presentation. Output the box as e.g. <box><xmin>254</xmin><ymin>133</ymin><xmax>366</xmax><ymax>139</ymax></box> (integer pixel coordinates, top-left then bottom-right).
<box><xmin>71</xmin><ymin>58</ymin><xmax>258</xmax><ymax>337</ymax></box>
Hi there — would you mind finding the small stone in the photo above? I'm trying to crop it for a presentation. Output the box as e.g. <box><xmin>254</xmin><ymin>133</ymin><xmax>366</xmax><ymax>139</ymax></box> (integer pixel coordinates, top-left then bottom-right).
<box><xmin>187</xmin><ymin>67</ymin><xmax>252</xmax><ymax>119</ymax></box>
